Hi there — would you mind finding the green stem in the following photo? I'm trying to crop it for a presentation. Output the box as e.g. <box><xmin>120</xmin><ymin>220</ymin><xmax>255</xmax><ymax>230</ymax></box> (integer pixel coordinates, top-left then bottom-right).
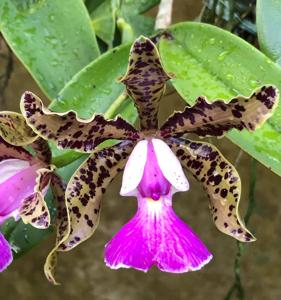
<box><xmin>117</xmin><ymin>18</ymin><xmax>134</xmax><ymax>44</ymax></box>
<box><xmin>104</xmin><ymin>91</ymin><xmax>127</xmax><ymax>119</ymax></box>
<box><xmin>224</xmin><ymin>158</ymin><xmax>257</xmax><ymax>300</ymax></box>
<box><xmin>245</xmin><ymin>159</ymin><xmax>257</xmax><ymax>225</ymax></box>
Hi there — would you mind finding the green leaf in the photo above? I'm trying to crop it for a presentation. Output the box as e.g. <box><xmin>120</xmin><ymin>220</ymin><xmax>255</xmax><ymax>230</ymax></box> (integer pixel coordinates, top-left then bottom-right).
<box><xmin>0</xmin><ymin>0</ymin><xmax>100</xmax><ymax>99</ymax></box>
<box><xmin>91</xmin><ymin>0</ymin><xmax>119</xmax><ymax>47</ymax></box>
<box><xmin>159</xmin><ymin>22</ymin><xmax>281</xmax><ymax>176</ymax></box>
<box><xmin>51</xmin><ymin>43</ymin><xmax>137</xmax><ymax>122</ymax></box>
<box><xmin>119</xmin><ymin>0</ymin><xmax>160</xmax><ymax>15</ymax></box>
<box><xmin>85</xmin><ymin>0</ymin><xmax>106</xmax><ymax>13</ymax></box>
<box><xmin>256</xmin><ymin>0</ymin><xmax>281</xmax><ymax>64</ymax></box>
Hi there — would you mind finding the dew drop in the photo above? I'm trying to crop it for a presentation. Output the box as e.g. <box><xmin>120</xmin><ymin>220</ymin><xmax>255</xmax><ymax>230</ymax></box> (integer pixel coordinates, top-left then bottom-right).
<box><xmin>218</xmin><ymin>51</ymin><xmax>229</xmax><ymax>61</ymax></box>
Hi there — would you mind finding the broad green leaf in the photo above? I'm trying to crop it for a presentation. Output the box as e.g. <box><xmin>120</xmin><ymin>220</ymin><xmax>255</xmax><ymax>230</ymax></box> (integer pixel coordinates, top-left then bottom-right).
<box><xmin>256</xmin><ymin>0</ymin><xmax>281</xmax><ymax>64</ymax></box>
<box><xmin>0</xmin><ymin>0</ymin><xmax>100</xmax><ymax>99</ymax></box>
<box><xmin>159</xmin><ymin>22</ymin><xmax>281</xmax><ymax>176</ymax></box>
<box><xmin>51</xmin><ymin>43</ymin><xmax>137</xmax><ymax>122</ymax></box>
<box><xmin>91</xmin><ymin>0</ymin><xmax>119</xmax><ymax>47</ymax></box>
<box><xmin>119</xmin><ymin>0</ymin><xmax>160</xmax><ymax>15</ymax></box>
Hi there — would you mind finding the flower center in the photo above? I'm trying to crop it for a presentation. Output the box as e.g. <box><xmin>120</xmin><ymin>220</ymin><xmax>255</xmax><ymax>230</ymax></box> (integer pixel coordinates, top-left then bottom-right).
<box><xmin>138</xmin><ymin>140</ymin><xmax>171</xmax><ymax>200</ymax></box>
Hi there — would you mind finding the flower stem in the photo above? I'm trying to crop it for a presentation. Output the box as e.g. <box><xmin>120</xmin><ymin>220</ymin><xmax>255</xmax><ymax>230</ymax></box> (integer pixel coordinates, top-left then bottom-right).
<box><xmin>104</xmin><ymin>91</ymin><xmax>127</xmax><ymax>119</ymax></box>
<box><xmin>234</xmin><ymin>149</ymin><xmax>243</xmax><ymax>167</ymax></box>
<box><xmin>155</xmin><ymin>0</ymin><xmax>174</xmax><ymax>30</ymax></box>
<box><xmin>117</xmin><ymin>18</ymin><xmax>134</xmax><ymax>44</ymax></box>
<box><xmin>224</xmin><ymin>158</ymin><xmax>257</xmax><ymax>300</ymax></box>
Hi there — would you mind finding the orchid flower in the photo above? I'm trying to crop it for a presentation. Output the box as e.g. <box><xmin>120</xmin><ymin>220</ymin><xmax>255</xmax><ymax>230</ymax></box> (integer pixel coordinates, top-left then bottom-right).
<box><xmin>20</xmin><ymin>37</ymin><xmax>278</xmax><ymax>284</ymax></box>
<box><xmin>0</xmin><ymin>112</ymin><xmax>64</xmax><ymax>272</ymax></box>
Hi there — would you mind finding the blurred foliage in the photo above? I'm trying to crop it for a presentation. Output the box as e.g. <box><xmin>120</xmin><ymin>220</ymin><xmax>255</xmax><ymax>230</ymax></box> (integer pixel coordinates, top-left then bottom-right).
<box><xmin>256</xmin><ymin>0</ymin><xmax>281</xmax><ymax>65</ymax></box>
<box><xmin>0</xmin><ymin>35</ymin><xmax>13</xmax><ymax>105</ymax></box>
<box><xmin>200</xmin><ymin>0</ymin><xmax>257</xmax><ymax>45</ymax></box>
<box><xmin>88</xmin><ymin>0</ymin><xmax>159</xmax><ymax>48</ymax></box>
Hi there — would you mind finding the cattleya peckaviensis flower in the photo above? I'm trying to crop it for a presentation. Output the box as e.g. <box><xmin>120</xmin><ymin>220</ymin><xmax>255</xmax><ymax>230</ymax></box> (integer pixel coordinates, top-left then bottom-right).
<box><xmin>20</xmin><ymin>37</ymin><xmax>278</xmax><ymax>284</ymax></box>
<box><xmin>0</xmin><ymin>112</ymin><xmax>65</xmax><ymax>272</ymax></box>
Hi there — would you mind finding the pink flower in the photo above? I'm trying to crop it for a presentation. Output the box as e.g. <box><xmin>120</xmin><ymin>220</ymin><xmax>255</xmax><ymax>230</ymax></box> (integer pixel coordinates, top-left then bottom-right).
<box><xmin>0</xmin><ymin>154</ymin><xmax>42</xmax><ymax>271</ymax></box>
<box><xmin>105</xmin><ymin>139</ymin><xmax>212</xmax><ymax>272</ymax></box>
<box><xmin>0</xmin><ymin>113</ymin><xmax>57</xmax><ymax>272</ymax></box>
<box><xmin>20</xmin><ymin>37</ymin><xmax>278</xmax><ymax>283</ymax></box>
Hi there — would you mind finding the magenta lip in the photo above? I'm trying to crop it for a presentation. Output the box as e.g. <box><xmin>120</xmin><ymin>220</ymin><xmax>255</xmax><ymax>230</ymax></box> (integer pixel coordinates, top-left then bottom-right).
<box><xmin>138</xmin><ymin>140</ymin><xmax>171</xmax><ymax>200</ymax></box>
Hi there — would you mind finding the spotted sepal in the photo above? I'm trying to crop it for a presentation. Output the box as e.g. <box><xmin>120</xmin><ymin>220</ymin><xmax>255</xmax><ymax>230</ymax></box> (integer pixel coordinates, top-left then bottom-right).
<box><xmin>19</xmin><ymin>166</ymin><xmax>54</xmax><ymax>229</ymax></box>
<box><xmin>120</xmin><ymin>36</ymin><xmax>171</xmax><ymax>131</ymax></box>
<box><xmin>44</xmin><ymin>174</ymin><xmax>67</xmax><ymax>285</ymax></box>
<box><xmin>30</xmin><ymin>137</ymin><xmax>52</xmax><ymax>164</ymax></box>
<box><xmin>168</xmin><ymin>137</ymin><xmax>256</xmax><ymax>242</ymax></box>
<box><xmin>57</xmin><ymin>141</ymin><xmax>135</xmax><ymax>252</ymax></box>
<box><xmin>161</xmin><ymin>86</ymin><xmax>279</xmax><ymax>138</ymax></box>
<box><xmin>0</xmin><ymin>111</ymin><xmax>37</xmax><ymax>146</ymax></box>
<box><xmin>20</xmin><ymin>91</ymin><xmax>140</xmax><ymax>153</ymax></box>
<box><xmin>0</xmin><ymin>137</ymin><xmax>33</xmax><ymax>162</ymax></box>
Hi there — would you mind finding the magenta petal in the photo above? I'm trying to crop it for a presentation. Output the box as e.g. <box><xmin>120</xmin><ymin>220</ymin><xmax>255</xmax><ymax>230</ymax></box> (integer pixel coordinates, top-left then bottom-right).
<box><xmin>0</xmin><ymin>232</ymin><xmax>13</xmax><ymax>272</ymax></box>
<box><xmin>0</xmin><ymin>164</ymin><xmax>39</xmax><ymax>221</ymax></box>
<box><xmin>138</xmin><ymin>140</ymin><xmax>170</xmax><ymax>200</ymax></box>
<box><xmin>104</xmin><ymin>194</ymin><xmax>212</xmax><ymax>272</ymax></box>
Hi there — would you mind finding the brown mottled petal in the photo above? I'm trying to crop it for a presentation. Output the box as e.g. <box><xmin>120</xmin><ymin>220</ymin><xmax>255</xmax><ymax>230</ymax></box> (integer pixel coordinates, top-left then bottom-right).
<box><xmin>30</xmin><ymin>137</ymin><xmax>52</xmax><ymax>164</ymax></box>
<box><xmin>167</xmin><ymin>137</ymin><xmax>256</xmax><ymax>242</ymax></box>
<box><xmin>20</xmin><ymin>91</ymin><xmax>140</xmax><ymax>153</ymax></box>
<box><xmin>120</xmin><ymin>36</ymin><xmax>171</xmax><ymax>131</ymax></box>
<box><xmin>19</xmin><ymin>166</ymin><xmax>55</xmax><ymax>229</ymax></box>
<box><xmin>161</xmin><ymin>86</ymin><xmax>279</xmax><ymax>138</ymax></box>
<box><xmin>57</xmin><ymin>140</ymin><xmax>135</xmax><ymax>252</ymax></box>
<box><xmin>0</xmin><ymin>111</ymin><xmax>37</xmax><ymax>146</ymax></box>
<box><xmin>44</xmin><ymin>174</ymin><xmax>67</xmax><ymax>285</ymax></box>
<box><xmin>0</xmin><ymin>137</ymin><xmax>33</xmax><ymax>162</ymax></box>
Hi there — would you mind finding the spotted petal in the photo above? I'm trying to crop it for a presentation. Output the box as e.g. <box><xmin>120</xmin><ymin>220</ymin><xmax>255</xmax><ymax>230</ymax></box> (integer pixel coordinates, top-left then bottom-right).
<box><xmin>30</xmin><ymin>138</ymin><xmax>52</xmax><ymax>164</ymax></box>
<box><xmin>19</xmin><ymin>166</ymin><xmax>54</xmax><ymax>229</ymax></box>
<box><xmin>44</xmin><ymin>174</ymin><xmax>67</xmax><ymax>285</ymax></box>
<box><xmin>167</xmin><ymin>137</ymin><xmax>255</xmax><ymax>242</ymax></box>
<box><xmin>0</xmin><ymin>137</ymin><xmax>33</xmax><ymax>162</ymax></box>
<box><xmin>0</xmin><ymin>111</ymin><xmax>37</xmax><ymax>146</ymax></box>
<box><xmin>120</xmin><ymin>36</ymin><xmax>171</xmax><ymax>130</ymax></box>
<box><xmin>57</xmin><ymin>141</ymin><xmax>135</xmax><ymax>252</ymax></box>
<box><xmin>21</xmin><ymin>92</ymin><xmax>140</xmax><ymax>153</ymax></box>
<box><xmin>161</xmin><ymin>86</ymin><xmax>279</xmax><ymax>138</ymax></box>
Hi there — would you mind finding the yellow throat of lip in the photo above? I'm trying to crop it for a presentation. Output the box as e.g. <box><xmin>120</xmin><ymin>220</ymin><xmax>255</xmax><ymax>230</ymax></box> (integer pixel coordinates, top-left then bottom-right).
<box><xmin>146</xmin><ymin>196</ymin><xmax>162</xmax><ymax>203</ymax></box>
